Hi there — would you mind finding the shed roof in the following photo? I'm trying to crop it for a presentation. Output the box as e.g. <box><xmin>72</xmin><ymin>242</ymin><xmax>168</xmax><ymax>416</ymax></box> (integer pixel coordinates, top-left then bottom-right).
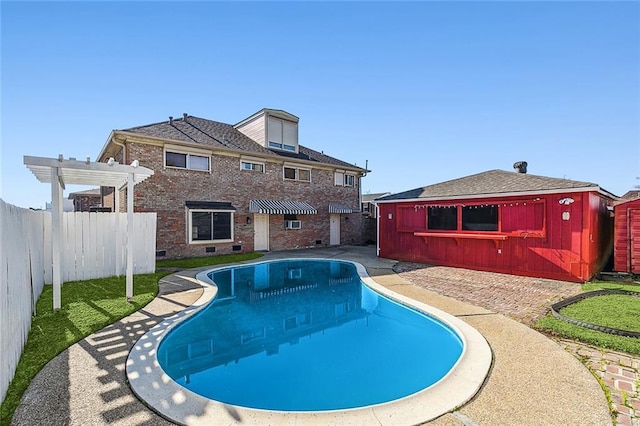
<box><xmin>378</xmin><ymin>170</ymin><xmax>611</xmax><ymax>202</ymax></box>
<box><xmin>115</xmin><ymin>114</ymin><xmax>362</xmax><ymax>171</ymax></box>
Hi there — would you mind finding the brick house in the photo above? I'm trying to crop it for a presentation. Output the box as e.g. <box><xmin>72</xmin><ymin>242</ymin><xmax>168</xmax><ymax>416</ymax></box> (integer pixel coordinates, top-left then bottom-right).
<box><xmin>68</xmin><ymin>188</ymin><xmax>103</xmax><ymax>212</ymax></box>
<box><xmin>97</xmin><ymin>109</ymin><xmax>368</xmax><ymax>258</ymax></box>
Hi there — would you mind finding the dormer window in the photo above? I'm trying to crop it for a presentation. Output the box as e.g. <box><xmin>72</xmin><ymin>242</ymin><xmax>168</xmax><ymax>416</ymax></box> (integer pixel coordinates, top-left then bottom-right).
<box><xmin>268</xmin><ymin>117</ymin><xmax>297</xmax><ymax>152</ymax></box>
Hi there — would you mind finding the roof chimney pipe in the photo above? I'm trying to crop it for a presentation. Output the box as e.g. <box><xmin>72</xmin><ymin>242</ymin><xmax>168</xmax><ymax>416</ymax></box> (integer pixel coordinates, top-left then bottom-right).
<box><xmin>183</xmin><ymin>113</ymin><xmax>188</xmax><ymax>122</ymax></box>
<box><xmin>513</xmin><ymin>161</ymin><xmax>528</xmax><ymax>174</ymax></box>
<box><xmin>169</xmin><ymin>116</ymin><xmax>173</xmax><ymax>125</ymax></box>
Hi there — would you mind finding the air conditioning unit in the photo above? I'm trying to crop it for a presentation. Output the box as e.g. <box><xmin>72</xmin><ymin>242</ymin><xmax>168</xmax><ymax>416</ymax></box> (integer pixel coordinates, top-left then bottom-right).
<box><xmin>285</xmin><ymin>220</ymin><xmax>302</xmax><ymax>230</ymax></box>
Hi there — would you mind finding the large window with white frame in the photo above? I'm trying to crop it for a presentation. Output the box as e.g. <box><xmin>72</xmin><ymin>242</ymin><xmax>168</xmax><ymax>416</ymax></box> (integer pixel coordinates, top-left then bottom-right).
<box><xmin>268</xmin><ymin>117</ymin><xmax>297</xmax><ymax>152</ymax></box>
<box><xmin>165</xmin><ymin>150</ymin><xmax>210</xmax><ymax>172</ymax></box>
<box><xmin>284</xmin><ymin>166</ymin><xmax>310</xmax><ymax>182</ymax></box>
<box><xmin>188</xmin><ymin>209</ymin><xmax>234</xmax><ymax>243</ymax></box>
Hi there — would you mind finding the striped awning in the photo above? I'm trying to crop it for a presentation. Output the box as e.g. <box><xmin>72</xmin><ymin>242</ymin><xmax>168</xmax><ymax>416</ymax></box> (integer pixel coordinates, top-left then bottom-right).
<box><xmin>249</xmin><ymin>200</ymin><xmax>317</xmax><ymax>215</ymax></box>
<box><xmin>329</xmin><ymin>204</ymin><xmax>354</xmax><ymax>214</ymax></box>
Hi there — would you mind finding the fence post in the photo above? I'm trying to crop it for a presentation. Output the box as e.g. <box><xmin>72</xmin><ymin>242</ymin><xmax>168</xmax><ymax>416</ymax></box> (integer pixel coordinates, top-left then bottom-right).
<box><xmin>126</xmin><ymin>172</ymin><xmax>134</xmax><ymax>301</ymax></box>
<box><xmin>51</xmin><ymin>167</ymin><xmax>63</xmax><ymax>311</ymax></box>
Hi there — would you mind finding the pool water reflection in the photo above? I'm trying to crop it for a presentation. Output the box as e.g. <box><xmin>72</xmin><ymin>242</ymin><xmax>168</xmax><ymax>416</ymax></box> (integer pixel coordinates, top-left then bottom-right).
<box><xmin>157</xmin><ymin>259</ymin><xmax>463</xmax><ymax>411</ymax></box>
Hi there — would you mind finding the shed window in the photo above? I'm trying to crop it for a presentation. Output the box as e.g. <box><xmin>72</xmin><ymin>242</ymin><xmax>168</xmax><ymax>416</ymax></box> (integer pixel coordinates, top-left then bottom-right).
<box><xmin>189</xmin><ymin>210</ymin><xmax>233</xmax><ymax>243</ymax></box>
<box><xmin>427</xmin><ymin>206</ymin><xmax>457</xmax><ymax>230</ymax></box>
<box><xmin>462</xmin><ymin>205</ymin><xmax>498</xmax><ymax>231</ymax></box>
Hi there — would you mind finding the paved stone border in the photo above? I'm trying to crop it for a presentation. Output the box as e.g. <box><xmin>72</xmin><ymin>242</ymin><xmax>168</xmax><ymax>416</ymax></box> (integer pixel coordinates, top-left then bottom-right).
<box><xmin>551</xmin><ymin>290</ymin><xmax>640</xmax><ymax>338</ymax></box>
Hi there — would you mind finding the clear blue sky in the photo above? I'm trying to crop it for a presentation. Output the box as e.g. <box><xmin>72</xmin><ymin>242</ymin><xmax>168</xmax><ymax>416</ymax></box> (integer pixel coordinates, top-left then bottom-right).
<box><xmin>2</xmin><ymin>1</ymin><xmax>639</xmax><ymax>209</ymax></box>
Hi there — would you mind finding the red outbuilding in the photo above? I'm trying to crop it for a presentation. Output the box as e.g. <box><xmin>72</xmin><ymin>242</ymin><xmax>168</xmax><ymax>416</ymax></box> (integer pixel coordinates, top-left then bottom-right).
<box><xmin>613</xmin><ymin>195</ymin><xmax>640</xmax><ymax>274</ymax></box>
<box><xmin>376</xmin><ymin>164</ymin><xmax>616</xmax><ymax>283</ymax></box>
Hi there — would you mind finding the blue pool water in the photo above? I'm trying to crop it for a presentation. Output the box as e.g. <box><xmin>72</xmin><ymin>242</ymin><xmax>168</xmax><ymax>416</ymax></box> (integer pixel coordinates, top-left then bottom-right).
<box><xmin>157</xmin><ymin>259</ymin><xmax>463</xmax><ymax>411</ymax></box>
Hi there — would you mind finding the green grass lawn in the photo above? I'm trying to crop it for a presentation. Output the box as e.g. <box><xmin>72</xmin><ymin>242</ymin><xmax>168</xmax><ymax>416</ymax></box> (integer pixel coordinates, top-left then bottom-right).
<box><xmin>535</xmin><ymin>280</ymin><xmax>640</xmax><ymax>355</ymax></box>
<box><xmin>0</xmin><ymin>252</ymin><xmax>263</xmax><ymax>425</ymax></box>
<box><xmin>156</xmin><ymin>252</ymin><xmax>264</xmax><ymax>269</ymax></box>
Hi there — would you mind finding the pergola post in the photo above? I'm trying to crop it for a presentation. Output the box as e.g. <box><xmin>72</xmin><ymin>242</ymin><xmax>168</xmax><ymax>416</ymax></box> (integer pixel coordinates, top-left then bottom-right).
<box><xmin>126</xmin><ymin>172</ymin><xmax>134</xmax><ymax>301</ymax></box>
<box><xmin>50</xmin><ymin>167</ymin><xmax>64</xmax><ymax>311</ymax></box>
<box><xmin>115</xmin><ymin>186</ymin><xmax>121</xmax><ymax>276</ymax></box>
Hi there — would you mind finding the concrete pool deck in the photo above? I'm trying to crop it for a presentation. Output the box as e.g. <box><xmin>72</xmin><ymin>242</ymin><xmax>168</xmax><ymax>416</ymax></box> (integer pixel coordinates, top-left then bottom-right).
<box><xmin>12</xmin><ymin>246</ymin><xmax>612</xmax><ymax>425</ymax></box>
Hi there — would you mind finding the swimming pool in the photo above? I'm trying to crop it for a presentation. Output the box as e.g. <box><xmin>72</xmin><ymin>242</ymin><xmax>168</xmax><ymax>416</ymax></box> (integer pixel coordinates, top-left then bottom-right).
<box><xmin>127</xmin><ymin>257</ymin><xmax>492</xmax><ymax>425</ymax></box>
<box><xmin>156</xmin><ymin>259</ymin><xmax>463</xmax><ymax>411</ymax></box>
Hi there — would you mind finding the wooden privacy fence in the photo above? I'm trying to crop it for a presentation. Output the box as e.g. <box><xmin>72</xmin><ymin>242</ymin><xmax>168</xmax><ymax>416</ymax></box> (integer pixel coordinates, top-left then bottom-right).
<box><xmin>0</xmin><ymin>199</ymin><xmax>157</xmax><ymax>403</ymax></box>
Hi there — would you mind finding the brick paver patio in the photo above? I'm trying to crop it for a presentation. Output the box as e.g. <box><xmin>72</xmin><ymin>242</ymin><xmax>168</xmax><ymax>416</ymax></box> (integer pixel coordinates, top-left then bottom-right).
<box><xmin>393</xmin><ymin>262</ymin><xmax>640</xmax><ymax>426</ymax></box>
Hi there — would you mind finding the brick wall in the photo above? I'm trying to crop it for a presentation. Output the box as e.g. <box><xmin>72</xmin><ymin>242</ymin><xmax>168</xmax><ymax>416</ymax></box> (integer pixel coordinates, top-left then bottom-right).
<box><xmin>109</xmin><ymin>141</ymin><xmax>365</xmax><ymax>259</ymax></box>
<box><xmin>70</xmin><ymin>194</ymin><xmax>102</xmax><ymax>212</ymax></box>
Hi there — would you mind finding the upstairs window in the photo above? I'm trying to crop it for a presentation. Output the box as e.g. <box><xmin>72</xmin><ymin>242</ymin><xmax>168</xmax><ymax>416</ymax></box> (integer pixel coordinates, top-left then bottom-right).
<box><xmin>165</xmin><ymin>151</ymin><xmax>210</xmax><ymax>172</ymax></box>
<box><xmin>268</xmin><ymin>117</ymin><xmax>297</xmax><ymax>151</ymax></box>
<box><xmin>284</xmin><ymin>166</ymin><xmax>310</xmax><ymax>182</ymax></box>
<box><xmin>241</xmin><ymin>161</ymin><xmax>264</xmax><ymax>172</ymax></box>
<box><xmin>334</xmin><ymin>171</ymin><xmax>356</xmax><ymax>187</ymax></box>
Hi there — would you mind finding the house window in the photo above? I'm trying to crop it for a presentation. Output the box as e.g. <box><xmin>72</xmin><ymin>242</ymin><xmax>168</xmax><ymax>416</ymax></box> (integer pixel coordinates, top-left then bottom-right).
<box><xmin>427</xmin><ymin>206</ymin><xmax>458</xmax><ymax>230</ymax></box>
<box><xmin>334</xmin><ymin>171</ymin><xmax>355</xmax><ymax>187</ymax></box>
<box><xmin>241</xmin><ymin>161</ymin><xmax>264</xmax><ymax>172</ymax></box>
<box><xmin>268</xmin><ymin>117</ymin><xmax>297</xmax><ymax>152</ymax></box>
<box><xmin>462</xmin><ymin>205</ymin><xmax>498</xmax><ymax>231</ymax></box>
<box><xmin>189</xmin><ymin>210</ymin><xmax>233</xmax><ymax>243</ymax></box>
<box><xmin>165</xmin><ymin>151</ymin><xmax>210</xmax><ymax>172</ymax></box>
<box><xmin>284</xmin><ymin>166</ymin><xmax>311</xmax><ymax>182</ymax></box>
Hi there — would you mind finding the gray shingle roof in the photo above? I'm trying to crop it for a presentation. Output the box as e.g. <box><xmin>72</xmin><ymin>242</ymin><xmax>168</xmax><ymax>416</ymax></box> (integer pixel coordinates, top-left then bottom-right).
<box><xmin>120</xmin><ymin>115</ymin><xmax>361</xmax><ymax>170</ymax></box>
<box><xmin>362</xmin><ymin>192</ymin><xmax>391</xmax><ymax>202</ymax></box>
<box><xmin>378</xmin><ymin>170</ymin><xmax>600</xmax><ymax>201</ymax></box>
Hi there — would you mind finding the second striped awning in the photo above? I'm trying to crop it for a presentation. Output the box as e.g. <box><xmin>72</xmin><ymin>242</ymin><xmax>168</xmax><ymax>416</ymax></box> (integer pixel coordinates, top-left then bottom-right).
<box><xmin>249</xmin><ymin>200</ymin><xmax>317</xmax><ymax>215</ymax></box>
<box><xmin>329</xmin><ymin>204</ymin><xmax>355</xmax><ymax>214</ymax></box>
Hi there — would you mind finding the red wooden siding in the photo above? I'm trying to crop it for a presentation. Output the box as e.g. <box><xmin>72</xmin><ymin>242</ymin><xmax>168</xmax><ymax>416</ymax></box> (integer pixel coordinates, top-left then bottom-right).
<box><xmin>614</xmin><ymin>198</ymin><xmax>640</xmax><ymax>274</ymax></box>
<box><xmin>378</xmin><ymin>191</ymin><xmax>614</xmax><ymax>282</ymax></box>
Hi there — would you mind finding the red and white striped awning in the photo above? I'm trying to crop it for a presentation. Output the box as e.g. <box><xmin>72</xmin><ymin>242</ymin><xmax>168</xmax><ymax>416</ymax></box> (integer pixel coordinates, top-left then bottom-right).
<box><xmin>329</xmin><ymin>204</ymin><xmax>354</xmax><ymax>214</ymax></box>
<box><xmin>249</xmin><ymin>200</ymin><xmax>317</xmax><ymax>215</ymax></box>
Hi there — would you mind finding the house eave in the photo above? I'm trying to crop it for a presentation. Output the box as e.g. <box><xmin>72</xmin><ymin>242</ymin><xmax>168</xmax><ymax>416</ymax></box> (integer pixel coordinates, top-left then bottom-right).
<box><xmin>98</xmin><ymin>130</ymin><xmax>366</xmax><ymax>174</ymax></box>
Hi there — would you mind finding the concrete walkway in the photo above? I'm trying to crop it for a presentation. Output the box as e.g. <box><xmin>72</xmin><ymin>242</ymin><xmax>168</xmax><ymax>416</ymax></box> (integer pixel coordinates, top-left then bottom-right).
<box><xmin>12</xmin><ymin>246</ymin><xmax>612</xmax><ymax>425</ymax></box>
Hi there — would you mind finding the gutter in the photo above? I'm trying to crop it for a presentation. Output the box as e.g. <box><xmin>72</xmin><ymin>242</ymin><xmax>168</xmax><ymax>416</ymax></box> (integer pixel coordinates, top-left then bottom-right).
<box><xmin>375</xmin><ymin>186</ymin><xmax>616</xmax><ymax>204</ymax></box>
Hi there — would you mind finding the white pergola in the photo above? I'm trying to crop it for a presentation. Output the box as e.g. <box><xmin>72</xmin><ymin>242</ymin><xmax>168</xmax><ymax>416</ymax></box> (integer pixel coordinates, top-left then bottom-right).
<box><xmin>24</xmin><ymin>155</ymin><xmax>154</xmax><ymax>310</ymax></box>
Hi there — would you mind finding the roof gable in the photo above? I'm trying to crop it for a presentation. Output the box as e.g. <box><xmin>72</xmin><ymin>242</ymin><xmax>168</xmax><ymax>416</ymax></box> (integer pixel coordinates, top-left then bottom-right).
<box><xmin>379</xmin><ymin>170</ymin><xmax>601</xmax><ymax>201</ymax></box>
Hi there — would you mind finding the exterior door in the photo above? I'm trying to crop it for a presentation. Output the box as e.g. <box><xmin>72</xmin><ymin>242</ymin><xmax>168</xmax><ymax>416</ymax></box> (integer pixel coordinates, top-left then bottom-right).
<box><xmin>330</xmin><ymin>214</ymin><xmax>340</xmax><ymax>245</ymax></box>
<box><xmin>254</xmin><ymin>214</ymin><xmax>269</xmax><ymax>251</ymax></box>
